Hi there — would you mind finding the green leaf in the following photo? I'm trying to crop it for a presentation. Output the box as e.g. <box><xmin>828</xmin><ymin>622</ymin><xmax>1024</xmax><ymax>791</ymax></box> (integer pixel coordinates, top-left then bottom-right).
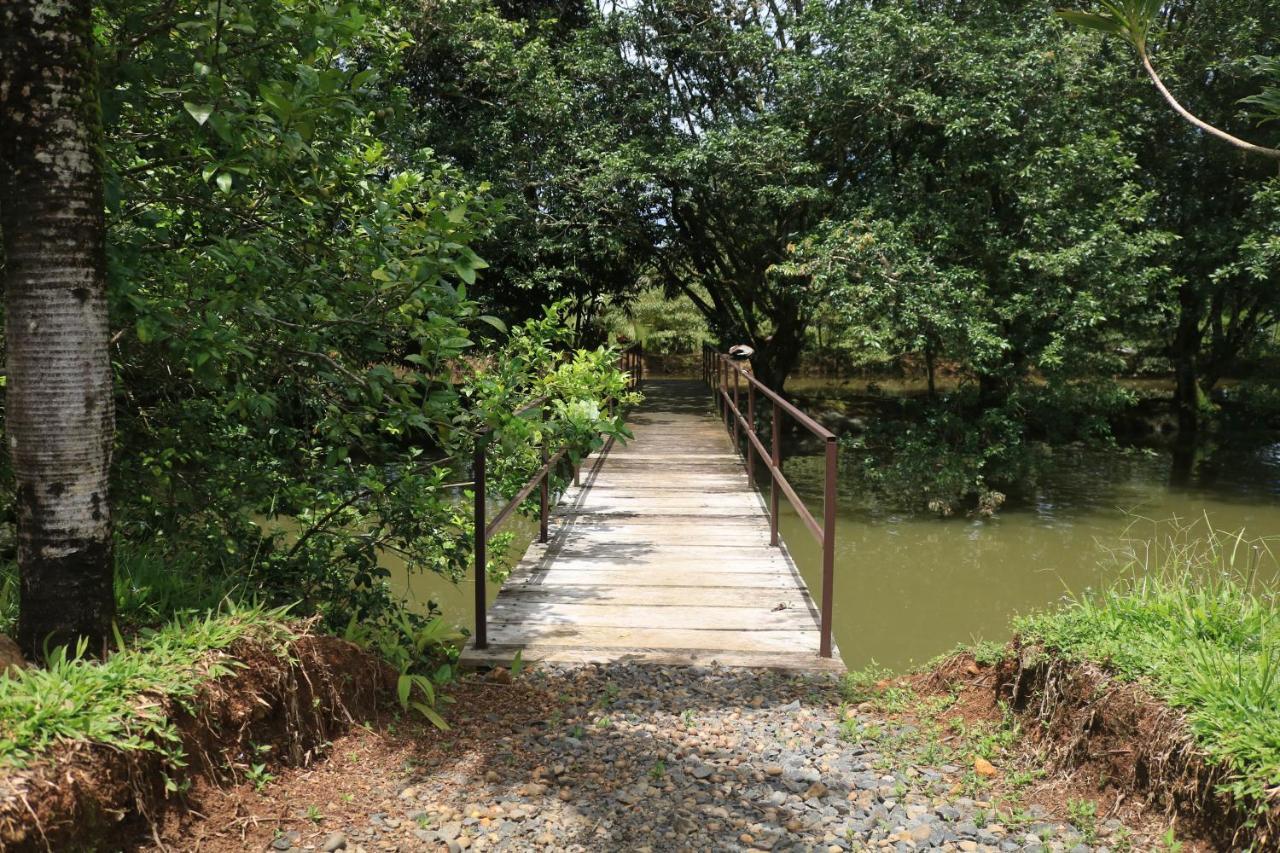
<box><xmin>413</xmin><ymin>674</ymin><xmax>435</xmax><ymax>706</ymax></box>
<box><xmin>412</xmin><ymin>702</ymin><xmax>451</xmax><ymax>730</ymax></box>
<box><xmin>478</xmin><ymin>315</ymin><xmax>507</xmax><ymax>334</ymax></box>
<box><xmin>216</xmin><ymin>172</ymin><xmax>233</xmax><ymax>194</ymax></box>
<box><xmin>396</xmin><ymin>674</ymin><xmax>412</xmax><ymax>710</ymax></box>
<box><xmin>183</xmin><ymin>101</ymin><xmax>214</xmax><ymax>125</ymax></box>
<box><xmin>1054</xmin><ymin>9</ymin><xmax>1126</xmax><ymax>36</ymax></box>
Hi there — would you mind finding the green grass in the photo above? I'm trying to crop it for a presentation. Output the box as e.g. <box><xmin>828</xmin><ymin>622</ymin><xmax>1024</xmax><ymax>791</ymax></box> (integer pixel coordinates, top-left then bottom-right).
<box><xmin>1015</xmin><ymin>522</ymin><xmax>1280</xmax><ymax>811</ymax></box>
<box><xmin>0</xmin><ymin>544</ymin><xmax>245</xmax><ymax>637</ymax></box>
<box><xmin>0</xmin><ymin>567</ymin><xmax>15</xmax><ymax>637</ymax></box>
<box><xmin>0</xmin><ymin>603</ymin><xmax>293</xmax><ymax>769</ymax></box>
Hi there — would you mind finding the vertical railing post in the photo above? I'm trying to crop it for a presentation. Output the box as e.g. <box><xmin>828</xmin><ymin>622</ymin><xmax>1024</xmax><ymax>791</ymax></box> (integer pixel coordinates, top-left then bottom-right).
<box><xmin>473</xmin><ymin>436</ymin><xmax>488</xmax><ymax>650</ymax></box>
<box><xmin>732</xmin><ymin>364</ymin><xmax>740</xmax><ymax>450</ymax></box>
<box><xmin>719</xmin><ymin>357</ymin><xmax>729</xmax><ymax>431</ymax></box>
<box><xmin>819</xmin><ymin>435</ymin><xmax>837</xmax><ymax>658</ymax></box>
<box><xmin>770</xmin><ymin>401</ymin><xmax>781</xmax><ymax>547</ymax></box>
<box><xmin>746</xmin><ymin>380</ymin><xmax>756</xmax><ymax>489</ymax></box>
<box><xmin>539</xmin><ymin>407</ymin><xmax>549</xmax><ymax>544</ymax></box>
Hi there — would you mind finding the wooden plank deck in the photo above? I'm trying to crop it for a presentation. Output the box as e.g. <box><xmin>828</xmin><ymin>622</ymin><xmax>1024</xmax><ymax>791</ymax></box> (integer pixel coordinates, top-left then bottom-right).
<box><xmin>459</xmin><ymin>379</ymin><xmax>844</xmax><ymax>673</ymax></box>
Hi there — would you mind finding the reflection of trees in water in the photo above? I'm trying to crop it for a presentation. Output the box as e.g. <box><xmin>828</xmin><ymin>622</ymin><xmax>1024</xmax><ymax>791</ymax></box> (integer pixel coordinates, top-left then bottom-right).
<box><xmin>1175</xmin><ymin>436</ymin><xmax>1280</xmax><ymax>502</ymax></box>
<box><xmin>781</xmin><ymin>436</ymin><xmax>1280</xmax><ymax>523</ymax></box>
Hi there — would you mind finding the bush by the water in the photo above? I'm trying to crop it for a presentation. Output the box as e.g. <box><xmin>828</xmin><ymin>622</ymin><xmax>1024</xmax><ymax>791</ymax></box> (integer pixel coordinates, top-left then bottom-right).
<box><xmin>1015</xmin><ymin>524</ymin><xmax>1280</xmax><ymax>814</ymax></box>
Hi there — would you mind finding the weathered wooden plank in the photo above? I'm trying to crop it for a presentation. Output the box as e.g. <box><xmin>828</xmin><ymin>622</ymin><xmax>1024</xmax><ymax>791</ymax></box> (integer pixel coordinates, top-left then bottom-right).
<box><xmin>505</xmin><ymin>569</ymin><xmax>802</xmax><ymax>589</ymax></box>
<box><xmin>546</xmin><ymin>523</ymin><xmax>773</xmax><ymax>545</ymax></box>
<box><xmin>485</xmin><ymin>623</ymin><xmax>818</xmax><ymax>653</ymax></box>
<box><xmin>494</xmin><ymin>584</ymin><xmax>813</xmax><ymax>607</ymax></box>
<box><xmin>487</xmin><ymin>601</ymin><xmax>815</xmax><ymax>630</ymax></box>
<box><xmin>513</xmin><ymin>554</ymin><xmax>794</xmax><ymax>574</ymax></box>
<box><xmin>460</xmin><ymin>644</ymin><xmax>845</xmax><ymax>672</ymax></box>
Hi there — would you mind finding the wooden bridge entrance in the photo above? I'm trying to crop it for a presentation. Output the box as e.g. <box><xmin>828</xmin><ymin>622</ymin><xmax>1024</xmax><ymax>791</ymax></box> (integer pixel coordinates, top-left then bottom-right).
<box><xmin>459</xmin><ymin>378</ymin><xmax>843</xmax><ymax>673</ymax></box>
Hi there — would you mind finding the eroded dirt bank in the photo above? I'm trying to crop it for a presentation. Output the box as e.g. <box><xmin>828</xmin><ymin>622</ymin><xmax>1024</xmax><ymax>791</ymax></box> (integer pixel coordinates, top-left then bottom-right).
<box><xmin>0</xmin><ymin>634</ymin><xmax>389</xmax><ymax>852</ymax></box>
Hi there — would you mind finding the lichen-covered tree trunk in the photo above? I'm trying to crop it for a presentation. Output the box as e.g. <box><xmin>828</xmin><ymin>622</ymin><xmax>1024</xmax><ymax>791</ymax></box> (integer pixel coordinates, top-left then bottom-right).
<box><xmin>0</xmin><ymin>0</ymin><xmax>116</xmax><ymax>657</ymax></box>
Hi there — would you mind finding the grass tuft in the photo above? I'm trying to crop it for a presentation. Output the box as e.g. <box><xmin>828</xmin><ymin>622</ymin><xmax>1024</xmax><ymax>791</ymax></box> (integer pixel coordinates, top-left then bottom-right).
<box><xmin>1015</xmin><ymin>520</ymin><xmax>1280</xmax><ymax>811</ymax></box>
<box><xmin>0</xmin><ymin>602</ymin><xmax>294</xmax><ymax>769</ymax></box>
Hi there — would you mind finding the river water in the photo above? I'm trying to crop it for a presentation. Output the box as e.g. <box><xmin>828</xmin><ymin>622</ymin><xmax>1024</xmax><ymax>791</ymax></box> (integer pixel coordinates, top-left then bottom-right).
<box><xmin>773</xmin><ymin>435</ymin><xmax>1280</xmax><ymax>671</ymax></box>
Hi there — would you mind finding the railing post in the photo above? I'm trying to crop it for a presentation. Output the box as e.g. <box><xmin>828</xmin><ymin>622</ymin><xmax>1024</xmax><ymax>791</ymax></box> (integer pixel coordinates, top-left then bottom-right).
<box><xmin>746</xmin><ymin>380</ymin><xmax>756</xmax><ymax>489</ymax></box>
<box><xmin>732</xmin><ymin>364</ymin><xmax>740</xmax><ymax>450</ymax></box>
<box><xmin>473</xmin><ymin>436</ymin><xmax>488</xmax><ymax>650</ymax></box>
<box><xmin>819</xmin><ymin>435</ymin><xmax>837</xmax><ymax>658</ymax></box>
<box><xmin>770</xmin><ymin>402</ymin><xmax>781</xmax><ymax>547</ymax></box>
<box><xmin>719</xmin><ymin>357</ymin><xmax>728</xmax><ymax>430</ymax></box>
<box><xmin>539</xmin><ymin>407</ymin><xmax>549</xmax><ymax>544</ymax></box>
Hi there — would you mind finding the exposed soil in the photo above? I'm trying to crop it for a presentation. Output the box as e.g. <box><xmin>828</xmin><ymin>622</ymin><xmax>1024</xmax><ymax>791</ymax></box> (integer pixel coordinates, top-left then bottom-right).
<box><xmin>149</xmin><ymin>676</ymin><xmax>549</xmax><ymax>851</ymax></box>
<box><xmin>0</xmin><ymin>633</ymin><xmax>390</xmax><ymax>852</ymax></box>
<box><xmin>907</xmin><ymin>644</ymin><xmax>1277</xmax><ymax>852</ymax></box>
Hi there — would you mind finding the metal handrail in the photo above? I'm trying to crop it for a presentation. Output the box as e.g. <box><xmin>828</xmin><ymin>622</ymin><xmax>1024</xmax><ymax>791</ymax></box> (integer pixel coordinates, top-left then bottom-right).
<box><xmin>701</xmin><ymin>343</ymin><xmax>838</xmax><ymax>659</ymax></box>
<box><xmin>472</xmin><ymin>342</ymin><xmax>644</xmax><ymax>650</ymax></box>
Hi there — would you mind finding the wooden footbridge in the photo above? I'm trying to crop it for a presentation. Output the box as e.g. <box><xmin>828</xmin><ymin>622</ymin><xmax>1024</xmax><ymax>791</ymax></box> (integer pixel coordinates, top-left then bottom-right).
<box><xmin>460</xmin><ymin>353</ymin><xmax>843</xmax><ymax>673</ymax></box>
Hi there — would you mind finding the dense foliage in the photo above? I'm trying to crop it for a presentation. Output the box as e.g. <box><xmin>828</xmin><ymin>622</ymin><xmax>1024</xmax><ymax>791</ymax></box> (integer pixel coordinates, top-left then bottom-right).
<box><xmin>3</xmin><ymin>0</ymin><xmax>1279</xmax><ymax>638</ymax></box>
<box><xmin>1</xmin><ymin>0</ymin><xmax>637</xmax><ymax>636</ymax></box>
<box><xmin>398</xmin><ymin>0</ymin><xmax>1278</xmax><ymax>512</ymax></box>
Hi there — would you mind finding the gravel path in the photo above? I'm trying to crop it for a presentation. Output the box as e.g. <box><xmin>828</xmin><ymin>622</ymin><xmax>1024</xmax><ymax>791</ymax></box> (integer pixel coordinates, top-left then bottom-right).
<box><xmin>187</xmin><ymin>663</ymin><xmax>1161</xmax><ymax>853</ymax></box>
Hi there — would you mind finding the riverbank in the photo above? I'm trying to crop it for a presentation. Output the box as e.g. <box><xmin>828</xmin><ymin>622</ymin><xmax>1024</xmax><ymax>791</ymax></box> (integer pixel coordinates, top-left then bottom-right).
<box><xmin>1</xmin><ymin>634</ymin><xmax>1258</xmax><ymax>851</ymax></box>
<box><xmin>0</xmin><ymin>611</ymin><xmax>389</xmax><ymax>852</ymax></box>
<box><xmin>4</xmin><ymin>527</ymin><xmax>1275</xmax><ymax>850</ymax></box>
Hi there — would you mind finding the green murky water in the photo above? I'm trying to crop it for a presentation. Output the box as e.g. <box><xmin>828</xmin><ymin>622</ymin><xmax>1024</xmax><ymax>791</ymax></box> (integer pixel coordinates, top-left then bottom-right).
<box><xmin>773</xmin><ymin>438</ymin><xmax>1280</xmax><ymax>672</ymax></box>
<box><xmin>384</xmin><ymin>513</ymin><xmax>538</xmax><ymax>631</ymax></box>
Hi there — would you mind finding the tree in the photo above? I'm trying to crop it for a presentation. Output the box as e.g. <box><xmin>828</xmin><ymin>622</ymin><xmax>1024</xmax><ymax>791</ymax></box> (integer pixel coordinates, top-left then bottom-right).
<box><xmin>403</xmin><ymin>0</ymin><xmax>838</xmax><ymax>389</ymax></box>
<box><xmin>400</xmin><ymin>0</ymin><xmax>653</xmax><ymax>339</ymax></box>
<box><xmin>1058</xmin><ymin>0</ymin><xmax>1280</xmax><ymax>441</ymax></box>
<box><xmin>1059</xmin><ymin>0</ymin><xmax>1280</xmax><ymax>159</ymax></box>
<box><xmin>778</xmin><ymin>1</ymin><xmax>1171</xmax><ymax>512</ymax></box>
<box><xmin>0</xmin><ymin>0</ymin><xmax>116</xmax><ymax>655</ymax></box>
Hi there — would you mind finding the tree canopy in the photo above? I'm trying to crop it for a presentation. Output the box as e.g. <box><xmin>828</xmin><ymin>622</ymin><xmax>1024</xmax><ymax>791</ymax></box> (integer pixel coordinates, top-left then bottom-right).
<box><xmin>2</xmin><ymin>0</ymin><xmax>1279</xmax><ymax>648</ymax></box>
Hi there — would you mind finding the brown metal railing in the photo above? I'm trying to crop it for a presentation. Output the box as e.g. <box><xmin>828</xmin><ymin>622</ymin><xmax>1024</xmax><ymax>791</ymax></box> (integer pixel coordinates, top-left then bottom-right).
<box><xmin>472</xmin><ymin>343</ymin><xmax>644</xmax><ymax>649</ymax></box>
<box><xmin>701</xmin><ymin>343</ymin><xmax>838</xmax><ymax>659</ymax></box>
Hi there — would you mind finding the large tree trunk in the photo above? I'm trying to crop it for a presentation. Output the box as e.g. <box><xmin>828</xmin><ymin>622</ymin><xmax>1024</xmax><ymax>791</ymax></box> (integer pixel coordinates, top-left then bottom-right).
<box><xmin>0</xmin><ymin>0</ymin><xmax>116</xmax><ymax>657</ymax></box>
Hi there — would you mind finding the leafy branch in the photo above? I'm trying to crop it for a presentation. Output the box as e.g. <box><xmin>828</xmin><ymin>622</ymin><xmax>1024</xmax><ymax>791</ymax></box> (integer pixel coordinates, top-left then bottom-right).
<box><xmin>1057</xmin><ymin>0</ymin><xmax>1280</xmax><ymax>160</ymax></box>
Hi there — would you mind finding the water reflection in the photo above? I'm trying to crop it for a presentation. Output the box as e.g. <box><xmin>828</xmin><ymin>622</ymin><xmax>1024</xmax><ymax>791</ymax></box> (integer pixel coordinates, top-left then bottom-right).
<box><xmin>775</xmin><ymin>434</ymin><xmax>1280</xmax><ymax>672</ymax></box>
